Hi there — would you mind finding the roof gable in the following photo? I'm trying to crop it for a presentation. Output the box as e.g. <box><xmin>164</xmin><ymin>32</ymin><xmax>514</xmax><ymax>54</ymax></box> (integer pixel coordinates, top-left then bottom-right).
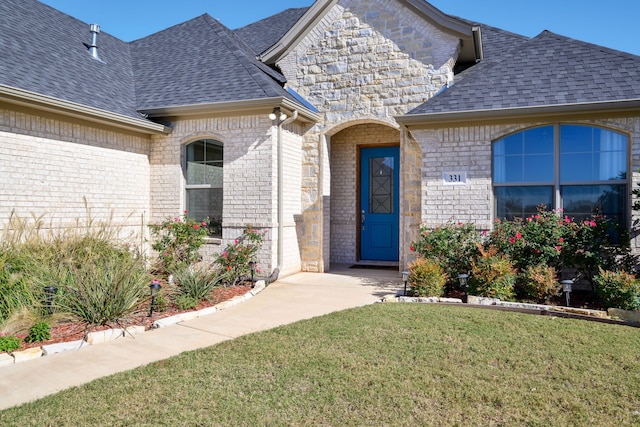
<box><xmin>404</xmin><ymin>31</ymin><xmax>640</xmax><ymax>122</ymax></box>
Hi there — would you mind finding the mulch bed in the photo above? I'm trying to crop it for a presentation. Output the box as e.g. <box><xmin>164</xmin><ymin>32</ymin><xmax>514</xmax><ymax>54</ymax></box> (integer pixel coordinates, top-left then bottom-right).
<box><xmin>17</xmin><ymin>285</ymin><xmax>251</xmax><ymax>351</ymax></box>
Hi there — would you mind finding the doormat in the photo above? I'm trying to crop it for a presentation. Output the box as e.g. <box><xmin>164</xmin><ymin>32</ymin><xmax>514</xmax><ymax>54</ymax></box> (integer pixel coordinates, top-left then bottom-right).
<box><xmin>349</xmin><ymin>264</ymin><xmax>398</xmax><ymax>271</ymax></box>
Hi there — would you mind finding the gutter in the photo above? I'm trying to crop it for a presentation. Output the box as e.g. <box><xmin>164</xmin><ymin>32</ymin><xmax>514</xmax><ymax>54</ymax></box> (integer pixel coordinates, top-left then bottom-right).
<box><xmin>269</xmin><ymin>108</ymin><xmax>299</xmax><ymax>283</ymax></box>
<box><xmin>396</xmin><ymin>99</ymin><xmax>640</xmax><ymax>129</ymax></box>
<box><xmin>0</xmin><ymin>85</ymin><xmax>171</xmax><ymax>135</ymax></box>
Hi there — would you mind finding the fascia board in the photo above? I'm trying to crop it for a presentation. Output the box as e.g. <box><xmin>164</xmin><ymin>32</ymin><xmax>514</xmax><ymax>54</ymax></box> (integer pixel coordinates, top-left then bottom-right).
<box><xmin>399</xmin><ymin>0</ymin><xmax>473</xmax><ymax>37</ymax></box>
<box><xmin>140</xmin><ymin>97</ymin><xmax>321</xmax><ymax>123</ymax></box>
<box><xmin>0</xmin><ymin>85</ymin><xmax>170</xmax><ymax>135</ymax></box>
<box><xmin>259</xmin><ymin>0</ymin><xmax>339</xmax><ymax>64</ymax></box>
<box><xmin>396</xmin><ymin>99</ymin><xmax>640</xmax><ymax>129</ymax></box>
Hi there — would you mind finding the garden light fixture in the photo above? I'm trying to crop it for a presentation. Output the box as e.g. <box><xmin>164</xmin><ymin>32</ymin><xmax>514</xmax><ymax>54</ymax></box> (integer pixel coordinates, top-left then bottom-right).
<box><xmin>249</xmin><ymin>260</ymin><xmax>256</xmax><ymax>287</ymax></box>
<box><xmin>458</xmin><ymin>274</ymin><xmax>469</xmax><ymax>289</ymax></box>
<box><xmin>561</xmin><ymin>280</ymin><xmax>573</xmax><ymax>307</ymax></box>
<box><xmin>149</xmin><ymin>279</ymin><xmax>162</xmax><ymax>318</ymax></box>
<box><xmin>402</xmin><ymin>270</ymin><xmax>409</xmax><ymax>296</ymax></box>
<box><xmin>43</xmin><ymin>286</ymin><xmax>58</xmax><ymax>314</ymax></box>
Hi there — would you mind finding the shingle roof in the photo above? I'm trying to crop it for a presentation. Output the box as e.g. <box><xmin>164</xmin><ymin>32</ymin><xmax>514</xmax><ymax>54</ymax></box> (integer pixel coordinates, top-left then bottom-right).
<box><xmin>131</xmin><ymin>14</ymin><xmax>296</xmax><ymax>110</ymax></box>
<box><xmin>0</xmin><ymin>0</ymin><xmax>141</xmax><ymax>120</ymax></box>
<box><xmin>409</xmin><ymin>30</ymin><xmax>640</xmax><ymax>116</ymax></box>
<box><xmin>234</xmin><ymin>8</ymin><xmax>309</xmax><ymax>55</ymax></box>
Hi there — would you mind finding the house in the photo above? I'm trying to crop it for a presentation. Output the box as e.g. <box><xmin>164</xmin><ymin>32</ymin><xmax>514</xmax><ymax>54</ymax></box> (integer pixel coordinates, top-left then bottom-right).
<box><xmin>2</xmin><ymin>0</ymin><xmax>639</xmax><ymax>279</ymax></box>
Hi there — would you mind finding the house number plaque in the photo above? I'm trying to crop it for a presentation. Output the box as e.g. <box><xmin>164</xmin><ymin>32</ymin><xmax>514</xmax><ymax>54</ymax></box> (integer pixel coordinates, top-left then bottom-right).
<box><xmin>442</xmin><ymin>171</ymin><xmax>467</xmax><ymax>185</ymax></box>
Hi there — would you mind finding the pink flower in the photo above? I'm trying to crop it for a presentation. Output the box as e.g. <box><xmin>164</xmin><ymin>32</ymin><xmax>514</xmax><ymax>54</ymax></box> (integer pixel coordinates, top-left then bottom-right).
<box><xmin>193</xmin><ymin>224</ymin><xmax>200</xmax><ymax>229</ymax></box>
<box><xmin>527</xmin><ymin>217</ymin><xmax>532</xmax><ymax>222</ymax></box>
<box><xmin>234</xmin><ymin>239</ymin><xmax>239</xmax><ymax>244</ymax></box>
<box><xmin>559</xmin><ymin>238</ymin><xmax>564</xmax><ymax>243</ymax></box>
<box><xmin>590</xmin><ymin>221</ymin><xmax>596</xmax><ymax>227</ymax></box>
<box><xmin>174</xmin><ymin>217</ymin><xmax>179</xmax><ymax>222</ymax></box>
<box><xmin>202</xmin><ymin>221</ymin><xmax>207</xmax><ymax>226</ymax></box>
<box><xmin>555</xmin><ymin>246</ymin><xmax>562</xmax><ymax>251</ymax></box>
<box><xmin>184</xmin><ymin>210</ymin><xmax>188</xmax><ymax>214</ymax></box>
<box><xmin>564</xmin><ymin>216</ymin><xmax>570</xmax><ymax>223</ymax></box>
<box><xmin>509</xmin><ymin>237</ymin><xmax>515</xmax><ymax>243</ymax></box>
<box><xmin>515</xmin><ymin>233</ymin><xmax>522</xmax><ymax>239</ymax></box>
<box><xmin>410</xmin><ymin>245</ymin><xmax>415</xmax><ymax>252</ymax></box>
<box><xmin>225</xmin><ymin>266</ymin><xmax>231</xmax><ymax>271</ymax></box>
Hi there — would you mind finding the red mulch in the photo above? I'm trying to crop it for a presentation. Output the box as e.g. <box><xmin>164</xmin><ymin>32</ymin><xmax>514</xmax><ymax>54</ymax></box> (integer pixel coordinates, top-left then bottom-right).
<box><xmin>17</xmin><ymin>285</ymin><xmax>251</xmax><ymax>351</ymax></box>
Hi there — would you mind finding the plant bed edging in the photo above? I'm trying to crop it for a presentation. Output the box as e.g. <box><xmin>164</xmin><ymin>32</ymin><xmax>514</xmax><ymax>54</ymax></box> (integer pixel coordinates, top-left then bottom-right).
<box><xmin>1</xmin><ymin>280</ymin><xmax>267</xmax><ymax>367</ymax></box>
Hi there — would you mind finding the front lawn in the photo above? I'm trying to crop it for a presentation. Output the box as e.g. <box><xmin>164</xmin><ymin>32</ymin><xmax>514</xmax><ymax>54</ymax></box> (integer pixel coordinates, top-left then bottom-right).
<box><xmin>2</xmin><ymin>304</ymin><xmax>639</xmax><ymax>426</ymax></box>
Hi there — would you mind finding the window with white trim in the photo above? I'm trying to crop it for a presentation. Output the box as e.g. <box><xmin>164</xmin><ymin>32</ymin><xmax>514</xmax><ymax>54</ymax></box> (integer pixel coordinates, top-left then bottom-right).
<box><xmin>185</xmin><ymin>139</ymin><xmax>223</xmax><ymax>237</ymax></box>
<box><xmin>493</xmin><ymin>124</ymin><xmax>628</xmax><ymax>225</ymax></box>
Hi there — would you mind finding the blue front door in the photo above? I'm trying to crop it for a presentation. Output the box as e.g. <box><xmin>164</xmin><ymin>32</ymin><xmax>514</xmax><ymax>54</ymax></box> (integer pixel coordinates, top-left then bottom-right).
<box><xmin>360</xmin><ymin>146</ymin><xmax>400</xmax><ymax>261</ymax></box>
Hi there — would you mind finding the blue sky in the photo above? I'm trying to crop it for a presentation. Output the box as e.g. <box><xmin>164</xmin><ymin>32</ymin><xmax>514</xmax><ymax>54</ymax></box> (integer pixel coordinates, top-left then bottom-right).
<box><xmin>40</xmin><ymin>0</ymin><xmax>640</xmax><ymax>55</ymax></box>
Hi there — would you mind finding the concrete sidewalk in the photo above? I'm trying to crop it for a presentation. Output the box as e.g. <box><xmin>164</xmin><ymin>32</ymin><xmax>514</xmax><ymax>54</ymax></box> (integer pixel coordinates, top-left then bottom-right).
<box><xmin>0</xmin><ymin>266</ymin><xmax>402</xmax><ymax>411</ymax></box>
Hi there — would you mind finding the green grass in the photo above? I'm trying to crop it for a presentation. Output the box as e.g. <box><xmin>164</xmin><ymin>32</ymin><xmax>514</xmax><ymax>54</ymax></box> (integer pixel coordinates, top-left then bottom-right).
<box><xmin>3</xmin><ymin>304</ymin><xmax>640</xmax><ymax>426</ymax></box>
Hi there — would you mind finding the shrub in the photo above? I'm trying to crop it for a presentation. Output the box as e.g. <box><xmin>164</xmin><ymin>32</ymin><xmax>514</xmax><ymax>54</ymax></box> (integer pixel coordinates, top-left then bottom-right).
<box><xmin>0</xmin><ymin>334</ymin><xmax>21</xmax><ymax>353</ymax></box>
<box><xmin>152</xmin><ymin>295</ymin><xmax>169</xmax><ymax>313</ymax></box>
<box><xmin>411</xmin><ymin>221</ymin><xmax>480</xmax><ymax>286</ymax></box>
<box><xmin>468</xmin><ymin>245</ymin><xmax>516</xmax><ymax>300</ymax></box>
<box><xmin>216</xmin><ymin>227</ymin><xmax>266</xmax><ymax>286</ymax></box>
<box><xmin>518</xmin><ymin>264</ymin><xmax>561</xmax><ymax>303</ymax></box>
<box><xmin>172</xmin><ymin>265</ymin><xmax>224</xmax><ymax>302</ymax></box>
<box><xmin>25</xmin><ymin>321</ymin><xmax>50</xmax><ymax>343</ymax></box>
<box><xmin>175</xmin><ymin>294</ymin><xmax>199</xmax><ymax>311</ymax></box>
<box><xmin>408</xmin><ymin>258</ymin><xmax>446</xmax><ymax>297</ymax></box>
<box><xmin>594</xmin><ymin>268</ymin><xmax>640</xmax><ymax>310</ymax></box>
<box><xmin>55</xmin><ymin>255</ymin><xmax>151</xmax><ymax>325</ymax></box>
<box><xmin>149</xmin><ymin>212</ymin><xmax>209</xmax><ymax>273</ymax></box>
<box><xmin>0</xmin><ymin>252</ymin><xmax>37</xmax><ymax>325</ymax></box>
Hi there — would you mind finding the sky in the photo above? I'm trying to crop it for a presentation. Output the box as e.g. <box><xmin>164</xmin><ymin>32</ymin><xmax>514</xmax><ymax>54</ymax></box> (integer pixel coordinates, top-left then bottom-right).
<box><xmin>39</xmin><ymin>0</ymin><xmax>640</xmax><ymax>56</ymax></box>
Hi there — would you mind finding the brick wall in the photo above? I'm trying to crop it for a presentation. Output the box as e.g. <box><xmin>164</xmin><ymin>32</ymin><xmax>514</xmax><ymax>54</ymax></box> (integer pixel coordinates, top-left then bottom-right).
<box><xmin>0</xmin><ymin>108</ymin><xmax>151</xmax><ymax>243</ymax></box>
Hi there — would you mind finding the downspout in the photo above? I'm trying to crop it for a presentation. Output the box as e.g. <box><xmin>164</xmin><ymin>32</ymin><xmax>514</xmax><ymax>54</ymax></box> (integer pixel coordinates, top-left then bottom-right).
<box><xmin>269</xmin><ymin>108</ymin><xmax>298</xmax><ymax>283</ymax></box>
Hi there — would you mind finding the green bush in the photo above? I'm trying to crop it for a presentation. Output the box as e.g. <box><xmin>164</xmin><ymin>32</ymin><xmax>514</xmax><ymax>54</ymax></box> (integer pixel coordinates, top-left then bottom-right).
<box><xmin>55</xmin><ymin>256</ymin><xmax>151</xmax><ymax>325</ymax></box>
<box><xmin>408</xmin><ymin>258</ymin><xmax>446</xmax><ymax>297</ymax></box>
<box><xmin>518</xmin><ymin>264</ymin><xmax>561</xmax><ymax>303</ymax></box>
<box><xmin>594</xmin><ymin>268</ymin><xmax>640</xmax><ymax>310</ymax></box>
<box><xmin>216</xmin><ymin>227</ymin><xmax>266</xmax><ymax>286</ymax></box>
<box><xmin>0</xmin><ymin>335</ymin><xmax>21</xmax><ymax>353</ymax></box>
<box><xmin>468</xmin><ymin>245</ymin><xmax>516</xmax><ymax>300</ymax></box>
<box><xmin>149</xmin><ymin>212</ymin><xmax>209</xmax><ymax>273</ymax></box>
<box><xmin>172</xmin><ymin>265</ymin><xmax>224</xmax><ymax>303</ymax></box>
<box><xmin>175</xmin><ymin>294</ymin><xmax>199</xmax><ymax>311</ymax></box>
<box><xmin>25</xmin><ymin>321</ymin><xmax>50</xmax><ymax>343</ymax></box>
<box><xmin>410</xmin><ymin>221</ymin><xmax>480</xmax><ymax>286</ymax></box>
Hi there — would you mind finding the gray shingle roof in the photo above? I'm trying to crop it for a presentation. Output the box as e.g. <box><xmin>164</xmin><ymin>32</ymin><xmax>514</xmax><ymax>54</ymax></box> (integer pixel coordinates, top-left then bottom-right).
<box><xmin>131</xmin><ymin>14</ymin><xmax>296</xmax><ymax>110</ymax></box>
<box><xmin>409</xmin><ymin>30</ymin><xmax>640</xmax><ymax>116</ymax></box>
<box><xmin>234</xmin><ymin>8</ymin><xmax>309</xmax><ymax>55</ymax></box>
<box><xmin>0</xmin><ymin>0</ymin><xmax>141</xmax><ymax>119</ymax></box>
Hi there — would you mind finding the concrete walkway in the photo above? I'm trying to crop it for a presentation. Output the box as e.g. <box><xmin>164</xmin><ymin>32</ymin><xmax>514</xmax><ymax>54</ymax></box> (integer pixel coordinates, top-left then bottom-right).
<box><xmin>0</xmin><ymin>266</ymin><xmax>402</xmax><ymax>411</ymax></box>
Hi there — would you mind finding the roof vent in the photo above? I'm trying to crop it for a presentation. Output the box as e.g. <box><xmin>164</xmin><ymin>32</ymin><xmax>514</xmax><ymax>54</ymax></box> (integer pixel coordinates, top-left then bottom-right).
<box><xmin>88</xmin><ymin>24</ymin><xmax>102</xmax><ymax>61</ymax></box>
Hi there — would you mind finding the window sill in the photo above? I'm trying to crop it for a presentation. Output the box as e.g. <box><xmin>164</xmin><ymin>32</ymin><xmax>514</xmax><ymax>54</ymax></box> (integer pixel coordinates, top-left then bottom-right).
<box><xmin>204</xmin><ymin>237</ymin><xmax>222</xmax><ymax>245</ymax></box>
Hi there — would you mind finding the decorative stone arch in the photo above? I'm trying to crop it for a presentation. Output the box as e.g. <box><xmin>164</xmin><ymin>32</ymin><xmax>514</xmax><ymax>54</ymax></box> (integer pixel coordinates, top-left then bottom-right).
<box><xmin>327</xmin><ymin>119</ymin><xmax>403</xmax><ymax>265</ymax></box>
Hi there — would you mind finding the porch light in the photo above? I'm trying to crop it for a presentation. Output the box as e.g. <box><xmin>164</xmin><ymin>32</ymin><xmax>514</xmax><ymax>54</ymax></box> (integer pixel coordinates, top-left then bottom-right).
<box><xmin>402</xmin><ymin>270</ymin><xmax>409</xmax><ymax>296</ymax></box>
<box><xmin>43</xmin><ymin>286</ymin><xmax>58</xmax><ymax>314</ymax></box>
<box><xmin>149</xmin><ymin>279</ymin><xmax>162</xmax><ymax>318</ymax></box>
<box><xmin>269</xmin><ymin>107</ymin><xmax>287</xmax><ymax>122</ymax></box>
<box><xmin>561</xmin><ymin>280</ymin><xmax>573</xmax><ymax>307</ymax></box>
<box><xmin>249</xmin><ymin>261</ymin><xmax>256</xmax><ymax>288</ymax></box>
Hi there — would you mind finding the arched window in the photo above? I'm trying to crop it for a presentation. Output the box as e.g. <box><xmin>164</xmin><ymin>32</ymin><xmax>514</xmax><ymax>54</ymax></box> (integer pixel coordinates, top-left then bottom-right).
<box><xmin>493</xmin><ymin>125</ymin><xmax>628</xmax><ymax>225</ymax></box>
<box><xmin>185</xmin><ymin>139</ymin><xmax>223</xmax><ymax>237</ymax></box>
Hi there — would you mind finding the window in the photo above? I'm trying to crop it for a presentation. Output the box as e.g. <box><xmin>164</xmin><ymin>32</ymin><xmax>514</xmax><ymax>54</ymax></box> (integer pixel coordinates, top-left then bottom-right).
<box><xmin>493</xmin><ymin>125</ymin><xmax>627</xmax><ymax>225</ymax></box>
<box><xmin>185</xmin><ymin>139</ymin><xmax>223</xmax><ymax>237</ymax></box>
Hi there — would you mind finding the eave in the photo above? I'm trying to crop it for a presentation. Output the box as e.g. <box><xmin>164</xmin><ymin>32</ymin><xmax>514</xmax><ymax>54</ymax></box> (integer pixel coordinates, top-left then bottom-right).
<box><xmin>139</xmin><ymin>97</ymin><xmax>321</xmax><ymax>123</ymax></box>
<box><xmin>0</xmin><ymin>84</ymin><xmax>171</xmax><ymax>135</ymax></box>
<box><xmin>396</xmin><ymin>99</ymin><xmax>640</xmax><ymax>129</ymax></box>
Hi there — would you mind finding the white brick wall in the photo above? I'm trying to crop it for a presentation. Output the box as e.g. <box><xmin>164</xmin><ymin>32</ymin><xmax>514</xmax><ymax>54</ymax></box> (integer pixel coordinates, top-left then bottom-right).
<box><xmin>0</xmin><ymin>109</ymin><xmax>151</xmax><ymax>243</ymax></box>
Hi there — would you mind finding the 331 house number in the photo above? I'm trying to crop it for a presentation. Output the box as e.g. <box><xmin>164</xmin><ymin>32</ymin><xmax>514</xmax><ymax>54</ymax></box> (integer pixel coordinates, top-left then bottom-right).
<box><xmin>442</xmin><ymin>171</ymin><xmax>467</xmax><ymax>185</ymax></box>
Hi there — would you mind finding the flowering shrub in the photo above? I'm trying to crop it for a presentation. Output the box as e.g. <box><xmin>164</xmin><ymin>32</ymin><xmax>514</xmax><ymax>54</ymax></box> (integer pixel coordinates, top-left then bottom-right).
<box><xmin>410</xmin><ymin>221</ymin><xmax>480</xmax><ymax>286</ymax></box>
<box><xmin>407</xmin><ymin>258</ymin><xmax>446</xmax><ymax>297</ymax></box>
<box><xmin>215</xmin><ymin>227</ymin><xmax>266</xmax><ymax>286</ymax></box>
<box><xmin>149</xmin><ymin>212</ymin><xmax>209</xmax><ymax>273</ymax></box>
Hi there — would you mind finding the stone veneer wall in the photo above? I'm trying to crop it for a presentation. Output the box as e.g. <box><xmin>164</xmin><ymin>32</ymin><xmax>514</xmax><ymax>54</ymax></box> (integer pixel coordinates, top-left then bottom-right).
<box><xmin>276</xmin><ymin>0</ymin><xmax>461</xmax><ymax>270</ymax></box>
<box><xmin>150</xmin><ymin>114</ymin><xmax>305</xmax><ymax>276</ymax></box>
<box><xmin>410</xmin><ymin>117</ymin><xmax>640</xmax><ymax>250</ymax></box>
<box><xmin>0</xmin><ymin>108</ymin><xmax>152</xmax><ymax>243</ymax></box>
